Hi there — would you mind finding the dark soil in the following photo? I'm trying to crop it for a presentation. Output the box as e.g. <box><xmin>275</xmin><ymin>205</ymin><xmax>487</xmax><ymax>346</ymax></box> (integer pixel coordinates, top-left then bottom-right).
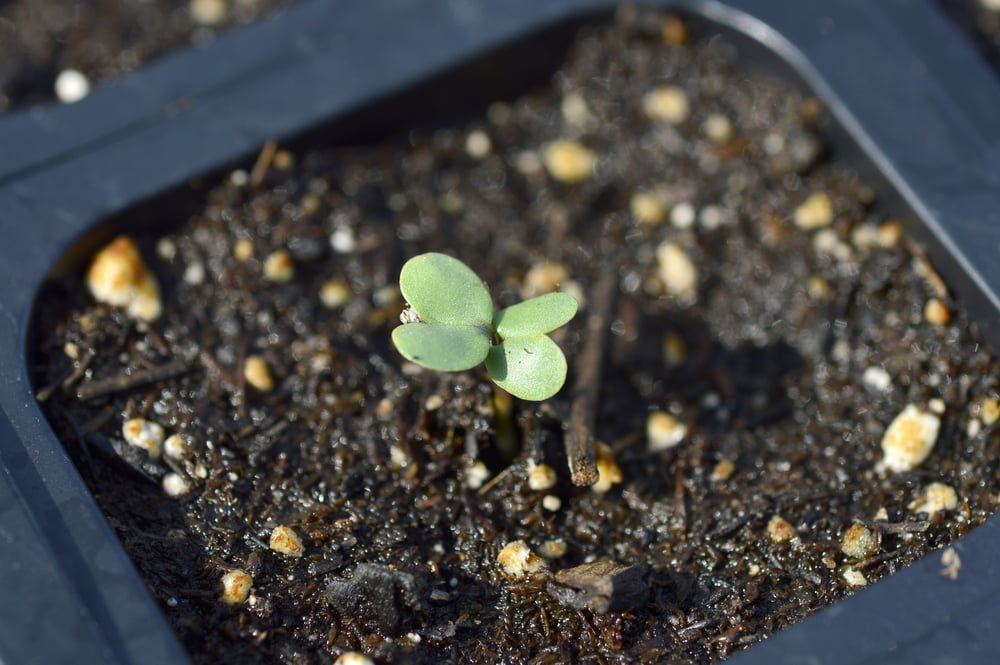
<box><xmin>32</xmin><ymin>9</ymin><xmax>1000</xmax><ymax>665</ymax></box>
<box><xmin>0</xmin><ymin>0</ymin><xmax>290</xmax><ymax>111</ymax></box>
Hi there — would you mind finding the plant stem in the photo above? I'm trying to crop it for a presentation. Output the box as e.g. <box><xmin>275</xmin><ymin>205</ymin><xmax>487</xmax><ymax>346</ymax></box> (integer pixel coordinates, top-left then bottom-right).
<box><xmin>492</xmin><ymin>387</ymin><xmax>519</xmax><ymax>462</ymax></box>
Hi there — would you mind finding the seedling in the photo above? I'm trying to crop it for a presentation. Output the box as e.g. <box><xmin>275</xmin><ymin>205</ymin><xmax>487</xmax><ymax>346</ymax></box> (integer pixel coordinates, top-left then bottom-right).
<box><xmin>391</xmin><ymin>253</ymin><xmax>578</xmax><ymax>401</ymax></box>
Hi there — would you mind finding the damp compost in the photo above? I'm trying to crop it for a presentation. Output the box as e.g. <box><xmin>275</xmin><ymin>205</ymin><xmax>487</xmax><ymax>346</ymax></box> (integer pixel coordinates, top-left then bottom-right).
<box><xmin>31</xmin><ymin>10</ymin><xmax>1000</xmax><ymax>665</ymax></box>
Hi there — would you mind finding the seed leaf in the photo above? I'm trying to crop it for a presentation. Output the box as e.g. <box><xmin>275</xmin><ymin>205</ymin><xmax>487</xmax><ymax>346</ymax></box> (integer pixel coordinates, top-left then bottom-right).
<box><xmin>485</xmin><ymin>335</ymin><xmax>568</xmax><ymax>401</ymax></box>
<box><xmin>392</xmin><ymin>323</ymin><xmax>491</xmax><ymax>371</ymax></box>
<box><xmin>399</xmin><ymin>253</ymin><xmax>492</xmax><ymax>327</ymax></box>
<box><xmin>494</xmin><ymin>292</ymin><xmax>578</xmax><ymax>339</ymax></box>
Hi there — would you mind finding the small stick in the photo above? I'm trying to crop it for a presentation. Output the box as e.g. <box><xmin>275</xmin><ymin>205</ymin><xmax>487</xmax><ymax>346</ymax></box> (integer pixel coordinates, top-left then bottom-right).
<box><xmin>674</xmin><ymin>455</ymin><xmax>687</xmax><ymax>532</ymax></box>
<box><xmin>871</xmin><ymin>519</ymin><xmax>930</xmax><ymax>534</ymax></box>
<box><xmin>36</xmin><ymin>349</ymin><xmax>95</xmax><ymax>402</ymax></box>
<box><xmin>236</xmin><ymin>346</ymin><xmax>247</xmax><ymax>421</ymax></box>
<box><xmin>137</xmin><ymin>321</ymin><xmax>170</xmax><ymax>356</ymax></box>
<box><xmin>62</xmin><ymin>349</ymin><xmax>96</xmax><ymax>390</ymax></box>
<box><xmin>565</xmin><ymin>264</ymin><xmax>617</xmax><ymax>486</ymax></box>
<box><xmin>198</xmin><ymin>349</ymin><xmax>237</xmax><ymax>387</ymax></box>
<box><xmin>477</xmin><ymin>461</ymin><xmax>519</xmax><ymax>496</ymax></box>
<box><xmin>76</xmin><ymin>359</ymin><xmax>191</xmax><ymax>401</ymax></box>
<box><xmin>249</xmin><ymin>139</ymin><xmax>278</xmax><ymax>188</ymax></box>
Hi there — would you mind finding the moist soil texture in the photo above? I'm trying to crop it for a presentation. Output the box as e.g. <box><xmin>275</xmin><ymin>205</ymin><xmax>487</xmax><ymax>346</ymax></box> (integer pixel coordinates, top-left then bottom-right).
<box><xmin>0</xmin><ymin>0</ymin><xmax>290</xmax><ymax>111</ymax></box>
<box><xmin>32</xmin><ymin>9</ymin><xmax>1000</xmax><ymax>665</ymax></box>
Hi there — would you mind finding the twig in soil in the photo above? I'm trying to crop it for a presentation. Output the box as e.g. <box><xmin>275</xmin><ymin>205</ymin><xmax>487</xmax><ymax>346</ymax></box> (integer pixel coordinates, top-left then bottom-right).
<box><xmin>676</xmin><ymin>618</ymin><xmax>712</xmax><ymax>639</ymax></box>
<box><xmin>79</xmin><ymin>404</ymin><xmax>115</xmax><ymax>434</ymax></box>
<box><xmin>609</xmin><ymin>430</ymin><xmax>643</xmax><ymax>454</ymax></box>
<box><xmin>197</xmin><ymin>349</ymin><xmax>237</xmax><ymax>387</ymax></box>
<box><xmin>36</xmin><ymin>349</ymin><xmax>95</xmax><ymax>401</ymax></box>
<box><xmin>236</xmin><ymin>346</ymin><xmax>247</xmax><ymax>421</ymax></box>
<box><xmin>76</xmin><ymin>358</ymin><xmax>191</xmax><ymax>401</ymax></box>
<box><xmin>674</xmin><ymin>459</ymin><xmax>687</xmax><ymax>532</ymax></box>
<box><xmin>477</xmin><ymin>461</ymin><xmax>519</xmax><ymax>496</ymax></box>
<box><xmin>877</xmin><ymin>519</ymin><xmax>930</xmax><ymax>533</ymax></box>
<box><xmin>565</xmin><ymin>263</ymin><xmax>617</xmax><ymax>486</ymax></box>
<box><xmin>868</xmin><ymin>519</ymin><xmax>930</xmax><ymax>542</ymax></box>
<box><xmin>540</xmin><ymin>606</ymin><xmax>552</xmax><ymax>640</ymax></box>
<box><xmin>855</xmin><ymin>548</ymin><xmax>905</xmax><ymax>571</ymax></box>
<box><xmin>249</xmin><ymin>139</ymin><xmax>278</xmax><ymax>188</ymax></box>
<box><xmin>62</xmin><ymin>349</ymin><xmax>96</xmax><ymax>389</ymax></box>
<box><xmin>137</xmin><ymin>321</ymin><xmax>170</xmax><ymax>356</ymax></box>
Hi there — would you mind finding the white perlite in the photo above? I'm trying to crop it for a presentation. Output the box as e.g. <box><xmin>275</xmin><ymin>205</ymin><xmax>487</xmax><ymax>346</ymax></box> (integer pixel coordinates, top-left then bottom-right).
<box><xmin>269</xmin><ymin>526</ymin><xmax>305</xmax><ymax>557</ymax></box>
<box><xmin>592</xmin><ymin>443</ymin><xmax>622</xmax><ymax>494</ymax></box>
<box><xmin>330</xmin><ymin>226</ymin><xmax>357</xmax><ymax>253</ymax></box>
<box><xmin>54</xmin><ymin>69</ymin><xmax>90</xmax><ymax>104</ymax></box>
<box><xmin>162</xmin><ymin>473</ymin><xmax>191</xmax><ymax>498</ymax></box>
<box><xmin>320</xmin><ymin>280</ymin><xmax>351</xmax><ymax>308</ymax></box>
<box><xmin>656</xmin><ymin>242</ymin><xmax>697</xmax><ymax>302</ymax></box>
<box><xmin>840</xmin><ymin>523</ymin><xmax>876</xmax><ymax>560</ymax></box>
<box><xmin>940</xmin><ymin>547</ymin><xmax>961</xmax><ymax>581</ymax></box>
<box><xmin>164</xmin><ymin>433</ymin><xmax>192</xmax><ymax>460</ymax></box>
<box><xmin>879</xmin><ymin>404</ymin><xmax>940</xmax><ymax>473</ymax></box>
<box><xmin>87</xmin><ymin>236</ymin><xmax>162</xmax><ymax>321</ymax></box>
<box><xmin>497</xmin><ymin>540</ymin><xmax>546</xmax><ymax>578</ymax></box>
<box><xmin>908</xmin><ymin>482</ymin><xmax>958</xmax><ymax>517</ymax></box>
<box><xmin>647</xmin><ymin>411</ymin><xmax>687</xmax><ymax>451</ymax></box>
<box><xmin>642</xmin><ymin>86</ymin><xmax>689</xmax><ymax>124</ymax></box>
<box><xmin>843</xmin><ymin>568</ymin><xmax>867</xmax><ymax>587</ymax></box>
<box><xmin>523</xmin><ymin>261</ymin><xmax>569</xmax><ymax>297</ymax></box>
<box><xmin>862</xmin><ymin>366</ymin><xmax>892</xmax><ymax>392</ymax></box>
<box><xmin>465</xmin><ymin>130</ymin><xmax>492</xmax><ymax>158</ymax></box>
<box><xmin>527</xmin><ymin>463</ymin><xmax>557</xmax><ymax>491</ymax></box>
<box><xmin>244</xmin><ymin>355</ymin><xmax>274</xmax><ymax>392</ymax></box>
<box><xmin>122</xmin><ymin>418</ymin><xmax>165</xmax><ymax>459</ymax></box>
<box><xmin>561</xmin><ymin>92</ymin><xmax>591</xmax><ymax>127</ymax></box>
<box><xmin>542</xmin><ymin>140</ymin><xmax>596</xmax><ymax>183</ymax></box>
<box><xmin>630</xmin><ymin>192</ymin><xmax>666</xmax><ymax>225</ymax></box>
<box><xmin>263</xmin><ymin>250</ymin><xmax>294</xmax><ymax>282</ymax></box>
<box><xmin>767</xmin><ymin>515</ymin><xmax>796</xmax><ymax>544</ymax></box>
<box><xmin>190</xmin><ymin>0</ymin><xmax>227</xmax><ymax>25</ymax></box>
<box><xmin>793</xmin><ymin>192</ymin><xmax>833</xmax><ymax>230</ymax></box>
<box><xmin>703</xmin><ymin>113</ymin><xmax>732</xmax><ymax>143</ymax></box>
<box><xmin>221</xmin><ymin>569</ymin><xmax>253</xmax><ymax>604</ymax></box>
<box><xmin>465</xmin><ymin>461</ymin><xmax>490</xmax><ymax>489</ymax></box>
<box><xmin>183</xmin><ymin>262</ymin><xmax>206</xmax><ymax>285</ymax></box>
<box><xmin>334</xmin><ymin>654</ymin><xmax>375</xmax><ymax>665</ymax></box>
<box><xmin>540</xmin><ymin>539</ymin><xmax>568</xmax><ymax>559</ymax></box>
<box><xmin>669</xmin><ymin>202</ymin><xmax>696</xmax><ymax>229</ymax></box>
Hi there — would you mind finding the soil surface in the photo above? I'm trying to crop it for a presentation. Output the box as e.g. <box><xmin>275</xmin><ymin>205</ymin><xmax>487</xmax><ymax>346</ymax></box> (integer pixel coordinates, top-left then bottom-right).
<box><xmin>0</xmin><ymin>0</ymin><xmax>290</xmax><ymax>111</ymax></box>
<box><xmin>33</xmin><ymin>9</ymin><xmax>1000</xmax><ymax>665</ymax></box>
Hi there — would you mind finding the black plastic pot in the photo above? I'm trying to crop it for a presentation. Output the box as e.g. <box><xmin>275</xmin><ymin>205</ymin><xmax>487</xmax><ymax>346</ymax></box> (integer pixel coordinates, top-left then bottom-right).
<box><xmin>1</xmin><ymin>1</ymin><xmax>999</xmax><ymax>663</ymax></box>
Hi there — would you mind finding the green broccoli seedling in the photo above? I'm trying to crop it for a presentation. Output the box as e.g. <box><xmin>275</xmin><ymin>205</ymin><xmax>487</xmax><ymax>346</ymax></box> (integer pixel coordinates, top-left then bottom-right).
<box><xmin>391</xmin><ymin>253</ymin><xmax>578</xmax><ymax>401</ymax></box>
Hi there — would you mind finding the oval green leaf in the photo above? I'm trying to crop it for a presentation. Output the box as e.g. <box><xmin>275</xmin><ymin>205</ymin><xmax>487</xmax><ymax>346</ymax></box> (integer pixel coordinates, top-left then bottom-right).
<box><xmin>494</xmin><ymin>292</ymin><xmax>578</xmax><ymax>339</ymax></box>
<box><xmin>399</xmin><ymin>253</ymin><xmax>493</xmax><ymax>327</ymax></box>
<box><xmin>392</xmin><ymin>323</ymin><xmax>490</xmax><ymax>371</ymax></box>
<box><xmin>485</xmin><ymin>335</ymin><xmax>568</xmax><ymax>401</ymax></box>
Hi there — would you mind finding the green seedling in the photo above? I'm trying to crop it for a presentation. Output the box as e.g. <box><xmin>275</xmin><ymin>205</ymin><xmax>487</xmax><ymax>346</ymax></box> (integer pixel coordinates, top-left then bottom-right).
<box><xmin>391</xmin><ymin>253</ymin><xmax>578</xmax><ymax>401</ymax></box>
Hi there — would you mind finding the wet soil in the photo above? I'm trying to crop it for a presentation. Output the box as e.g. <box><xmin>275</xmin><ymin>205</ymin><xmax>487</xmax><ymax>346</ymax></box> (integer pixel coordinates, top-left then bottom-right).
<box><xmin>0</xmin><ymin>0</ymin><xmax>290</xmax><ymax>111</ymax></box>
<box><xmin>32</xmin><ymin>9</ymin><xmax>1000</xmax><ymax>665</ymax></box>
